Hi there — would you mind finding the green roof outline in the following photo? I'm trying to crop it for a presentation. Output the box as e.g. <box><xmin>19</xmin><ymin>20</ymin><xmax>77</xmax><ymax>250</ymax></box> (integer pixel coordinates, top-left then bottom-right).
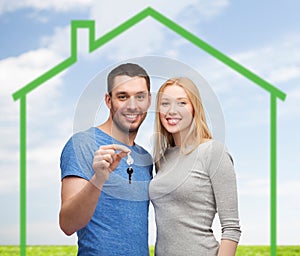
<box><xmin>13</xmin><ymin>6</ymin><xmax>286</xmax><ymax>101</ymax></box>
<box><xmin>12</xmin><ymin>6</ymin><xmax>286</xmax><ymax>256</ymax></box>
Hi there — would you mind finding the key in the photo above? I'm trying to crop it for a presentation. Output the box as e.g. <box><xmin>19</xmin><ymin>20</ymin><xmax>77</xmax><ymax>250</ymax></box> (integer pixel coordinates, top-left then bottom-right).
<box><xmin>127</xmin><ymin>167</ymin><xmax>133</xmax><ymax>184</ymax></box>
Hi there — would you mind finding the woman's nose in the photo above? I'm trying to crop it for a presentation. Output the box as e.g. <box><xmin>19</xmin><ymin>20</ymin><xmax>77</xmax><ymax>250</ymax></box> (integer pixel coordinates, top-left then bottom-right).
<box><xmin>167</xmin><ymin>102</ymin><xmax>177</xmax><ymax>114</ymax></box>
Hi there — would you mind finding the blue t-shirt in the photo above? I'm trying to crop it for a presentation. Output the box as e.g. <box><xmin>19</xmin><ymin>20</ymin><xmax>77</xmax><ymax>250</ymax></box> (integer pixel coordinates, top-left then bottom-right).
<box><xmin>60</xmin><ymin>127</ymin><xmax>153</xmax><ymax>256</ymax></box>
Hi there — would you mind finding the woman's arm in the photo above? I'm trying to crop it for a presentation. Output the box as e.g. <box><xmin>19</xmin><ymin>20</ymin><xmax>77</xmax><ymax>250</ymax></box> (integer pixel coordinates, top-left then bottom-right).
<box><xmin>218</xmin><ymin>239</ymin><xmax>238</xmax><ymax>256</ymax></box>
<box><xmin>209</xmin><ymin>142</ymin><xmax>241</xmax><ymax>254</ymax></box>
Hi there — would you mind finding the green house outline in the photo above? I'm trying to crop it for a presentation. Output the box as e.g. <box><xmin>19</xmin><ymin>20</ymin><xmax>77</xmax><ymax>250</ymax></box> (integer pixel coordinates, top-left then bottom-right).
<box><xmin>12</xmin><ymin>7</ymin><xmax>286</xmax><ymax>256</ymax></box>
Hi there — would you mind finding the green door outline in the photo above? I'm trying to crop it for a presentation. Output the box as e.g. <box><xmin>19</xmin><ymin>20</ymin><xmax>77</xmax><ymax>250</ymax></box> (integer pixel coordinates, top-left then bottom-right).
<box><xmin>12</xmin><ymin>7</ymin><xmax>286</xmax><ymax>256</ymax></box>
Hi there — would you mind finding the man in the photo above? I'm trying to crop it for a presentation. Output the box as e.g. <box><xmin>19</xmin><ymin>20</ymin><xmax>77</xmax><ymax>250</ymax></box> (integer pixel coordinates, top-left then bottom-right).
<box><xmin>59</xmin><ymin>63</ymin><xmax>153</xmax><ymax>256</ymax></box>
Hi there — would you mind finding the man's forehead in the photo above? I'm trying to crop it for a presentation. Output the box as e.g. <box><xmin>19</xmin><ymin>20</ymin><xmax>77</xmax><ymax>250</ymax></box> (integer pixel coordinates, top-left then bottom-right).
<box><xmin>111</xmin><ymin>75</ymin><xmax>148</xmax><ymax>92</ymax></box>
<box><xmin>114</xmin><ymin>75</ymin><xmax>136</xmax><ymax>83</ymax></box>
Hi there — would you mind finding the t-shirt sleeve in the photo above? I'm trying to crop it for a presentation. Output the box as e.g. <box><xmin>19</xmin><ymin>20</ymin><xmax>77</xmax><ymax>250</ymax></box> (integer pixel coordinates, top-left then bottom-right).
<box><xmin>60</xmin><ymin>132</ymin><xmax>96</xmax><ymax>181</ymax></box>
<box><xmin>208</xmin><ymin>141</ymin><xmax>241</xmax><ymax>243</ymax></box>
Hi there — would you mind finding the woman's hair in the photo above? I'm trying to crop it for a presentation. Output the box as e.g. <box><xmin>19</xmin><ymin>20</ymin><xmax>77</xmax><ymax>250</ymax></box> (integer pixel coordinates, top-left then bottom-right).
<box><xmin>154</xmin><ymin>77</ymin><xmax>212</xmax><ymax>169</ymax></box>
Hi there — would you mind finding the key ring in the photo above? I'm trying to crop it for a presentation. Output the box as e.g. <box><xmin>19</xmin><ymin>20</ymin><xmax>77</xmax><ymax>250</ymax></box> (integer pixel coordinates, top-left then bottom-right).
<box><xmin>126</xmin><ymin>153</ymin><xmax>134</xmax><ymax>184</ymax></box>
<box><xmin>126</xmin><ymin>153</ymin><xmax>134</xmax><ymax>166</ymax></box>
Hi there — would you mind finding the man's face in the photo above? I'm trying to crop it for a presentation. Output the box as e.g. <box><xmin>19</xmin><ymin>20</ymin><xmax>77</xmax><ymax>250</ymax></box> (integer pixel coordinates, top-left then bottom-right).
<box><xmin>107</xmin><ymin>75</ymin><xmax>151</xmax><ymax>134</ymax></box>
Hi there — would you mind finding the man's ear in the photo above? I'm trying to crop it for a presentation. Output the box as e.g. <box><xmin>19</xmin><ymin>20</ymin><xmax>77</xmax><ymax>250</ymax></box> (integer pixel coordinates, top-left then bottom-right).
<box><xmin>105</xmin><ymin>93</ymin><xmax>112</xmax><ymax>109</ymax></box>
<box><xmin>148</xmin><ymin>92</ymin><xmax>152</xmax><ymax>108</ymax></box>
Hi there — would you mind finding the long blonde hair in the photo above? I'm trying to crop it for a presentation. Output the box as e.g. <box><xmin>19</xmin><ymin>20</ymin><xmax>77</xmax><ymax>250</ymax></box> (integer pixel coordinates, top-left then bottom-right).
<box><xmin>154</xmin><ymin>77</ymin><xmax>212</xmax><ymax>169</ymax></box>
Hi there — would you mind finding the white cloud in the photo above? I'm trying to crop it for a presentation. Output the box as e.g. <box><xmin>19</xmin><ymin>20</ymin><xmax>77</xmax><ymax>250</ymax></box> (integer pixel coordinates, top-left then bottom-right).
<box><xmin>232</xmin><ymin>34</ymin><xmax>300</xmax><ymax>87</ymax></box>
<box><xmin>0</xmin><ymin>224</ymin><xmax>19</xmax><ymax>245</ymax></box>
<box><xmin>85</xmin><ymin>0</ymin><xmax>229</xmax><ymax>62</ymax></box>
<box><xmin>239</xmin><ymin>178</ymin><xmax>269</xmax><ymax>197</ymax></box>
<box><xmin>27</xmin><ymin>221</ymin><xmax>77</xmax><ymax>245</ymax></box>
<box><xmin>0</xmin><ymin>48</ymin><xmax>63</xmax><ymax>96</ymax></box>
<box><xmin>40</xmin><ymin>26</ymin><xmax>71</xmax><ymax>57</ymax></box>
<box><xmin>183</xmin><ymin>32</ymin><xmax>300</xmax><ymax>128</ymax></box>
<box><xmin>0</xmin><ymin>0</ymin><xmax>93</xmax><ymax>14</ymax></box>
<box><xmin>238</xmin><ymin>178</ymin><xmax>300</xmax><ymax>198</ymax></box>
<box><xmin>87</xmin><ymin>18</ymin><xmax>166</xmax><ymax>61</ymax></box>
<box><xmin>0</xmin><ymin>40</ymin><xmax>71</xmax><ymax>197</ymax></box>
<box><xmin>278</xmin><ymin>85</ymin><xmax>300</xmax><ymax>119</ymax></box>
<box><xmin>268</xmin><ymin>65</ymin><xmax>300</xmax><ymax>84</ymax></box>
<box><xmin>90</xmin><ymin>0</ymin><xmax>229</xmax><ymax>35</ymax></box>
<box><xmin>278</xmin><ymin>180</ymin><xmax>300</xmax><ymax>196</ymax></box>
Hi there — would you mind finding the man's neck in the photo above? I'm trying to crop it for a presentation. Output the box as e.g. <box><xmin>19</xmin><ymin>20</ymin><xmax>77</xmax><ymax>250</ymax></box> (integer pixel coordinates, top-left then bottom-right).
<box><xmin>97</xmin><ymin>120</ymin><xmax>136</xmax><ymax>146</ymax></box>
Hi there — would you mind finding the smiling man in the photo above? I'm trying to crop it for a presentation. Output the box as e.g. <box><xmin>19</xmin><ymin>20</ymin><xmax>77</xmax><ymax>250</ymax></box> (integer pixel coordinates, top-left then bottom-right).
<box><xmin>59</xmin><ymin>63</ymin><xmax>153</xmax><ymax>256</ymax></box>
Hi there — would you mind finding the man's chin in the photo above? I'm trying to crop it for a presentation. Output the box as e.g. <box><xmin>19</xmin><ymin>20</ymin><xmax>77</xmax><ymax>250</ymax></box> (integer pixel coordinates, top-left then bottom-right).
<box><xmin>128</xmin><ymin>124</ymin><xmax>141</xmax><ymax>133</ymax></box>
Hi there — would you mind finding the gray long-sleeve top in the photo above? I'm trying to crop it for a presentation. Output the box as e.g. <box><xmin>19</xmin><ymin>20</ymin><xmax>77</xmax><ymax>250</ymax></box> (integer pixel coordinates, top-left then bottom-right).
<box><xmin>149</xmin><ymin>140</ymin><xmax>241</xmax><ymax>256</ymax></box>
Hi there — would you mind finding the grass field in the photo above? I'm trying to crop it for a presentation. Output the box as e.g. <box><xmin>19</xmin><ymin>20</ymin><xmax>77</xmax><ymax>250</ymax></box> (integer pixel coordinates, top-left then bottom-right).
<box><xmin>0</xmin><ymin>246</ymin><xmax>299</xmax><ymax>255</ymax></box>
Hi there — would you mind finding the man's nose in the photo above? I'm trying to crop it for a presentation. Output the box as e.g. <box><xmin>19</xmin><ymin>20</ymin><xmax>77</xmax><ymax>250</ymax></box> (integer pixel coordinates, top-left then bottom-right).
<box><xmin>127</xmin><ymin>96</ymin><xmax>138</xmax><ymax>109</ymax></box>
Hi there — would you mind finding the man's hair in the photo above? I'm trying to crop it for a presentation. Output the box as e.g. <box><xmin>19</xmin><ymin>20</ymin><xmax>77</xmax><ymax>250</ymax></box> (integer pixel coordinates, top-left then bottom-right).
<box><xmin>107</xmin><ymin>63</ymin><xmax>150</xmax><ymax>94</ymax></box>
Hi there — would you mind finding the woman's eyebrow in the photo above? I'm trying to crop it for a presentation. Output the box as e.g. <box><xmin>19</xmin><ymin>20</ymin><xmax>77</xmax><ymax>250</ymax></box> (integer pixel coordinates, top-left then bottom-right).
<box><xmin>161</xmin><ymin>96</ymin><xmax>188</xmax><ymax>100</ymax></box>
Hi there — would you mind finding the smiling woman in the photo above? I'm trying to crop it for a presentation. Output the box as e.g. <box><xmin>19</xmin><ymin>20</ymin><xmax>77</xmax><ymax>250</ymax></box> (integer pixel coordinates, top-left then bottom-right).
<box><xmin>150</xmin><ymin>77</ymin><xmax>241</xmax><ymax>256</ymax></box>
<box><xmin>158</xmin><ymin>84</ymin><xmax>194</xmax><ymax>144</ymax></box>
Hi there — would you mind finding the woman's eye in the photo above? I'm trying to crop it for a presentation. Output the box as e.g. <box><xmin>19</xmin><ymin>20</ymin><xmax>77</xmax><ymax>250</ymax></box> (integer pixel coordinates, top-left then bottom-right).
<box><xmin>161</xmin><ymin>102</ymin><xmax>169</xmax><ymax>106</ymax></box>
<box><xmin>178</xmin><ymin>101</ymin><xmax>186</xmax><ymax>106</ymax></box>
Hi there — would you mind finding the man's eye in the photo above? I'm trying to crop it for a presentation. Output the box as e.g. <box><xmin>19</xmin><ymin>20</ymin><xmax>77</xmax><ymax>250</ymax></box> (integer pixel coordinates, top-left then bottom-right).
<box><xmin>118</xmin><ymin>95</ymin><xmax>128</xmax><ymax>100</ymax></box>
<box><xmin>136</xmin><ymin>94</ymin><xmax>146</xmax><ymax>101</ymax></box>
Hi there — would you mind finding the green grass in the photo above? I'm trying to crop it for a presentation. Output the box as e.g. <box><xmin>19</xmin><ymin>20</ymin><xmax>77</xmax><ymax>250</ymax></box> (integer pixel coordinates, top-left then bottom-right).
<box><xmin>236</xmin><ymin>246</ymin><xmax>300</xmax><ymax>255</ymax></box>
<box><xmin>0</xmin><ymin>245</ymin><xmax>299</xmax><ymax>255</ymax></box>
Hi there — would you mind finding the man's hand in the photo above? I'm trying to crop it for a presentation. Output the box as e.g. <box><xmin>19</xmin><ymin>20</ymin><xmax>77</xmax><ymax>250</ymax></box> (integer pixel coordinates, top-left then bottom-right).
<box><xmin>90</xmin><ymin>144</ymin><xmax>130</xmax><ymax>189</ymax></box>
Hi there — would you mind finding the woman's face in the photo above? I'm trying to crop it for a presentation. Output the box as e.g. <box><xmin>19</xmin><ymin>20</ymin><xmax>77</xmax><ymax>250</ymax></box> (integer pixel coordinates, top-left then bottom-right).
<box><xmin>159</xmin><ymin>85</ymin><xmax>194</xmax><ymax>143</ymax></box>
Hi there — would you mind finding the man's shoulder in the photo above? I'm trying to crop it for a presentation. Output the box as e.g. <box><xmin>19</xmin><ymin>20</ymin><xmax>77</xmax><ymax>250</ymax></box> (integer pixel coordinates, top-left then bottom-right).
<box><xmin>132</xmin><ymin>144</ymin><xmax>153</xmax><ymax>168</ymax></box>
<box><xmin>69</xmin><ymin>127</ymin><xmax>111</xmax><ymax>145</ymax></box>
<box><xmin>133</xmin><ymin>143</ymin><xmax>149</xmax><ymax>153</ymax></box>
<box><xmin>71</xmin><ymin>127</ymin><xmax>97</xmax><ymax>139</ymax></box>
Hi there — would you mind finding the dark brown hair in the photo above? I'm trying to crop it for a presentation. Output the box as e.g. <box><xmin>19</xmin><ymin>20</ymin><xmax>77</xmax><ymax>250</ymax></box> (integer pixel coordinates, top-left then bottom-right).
<box><xmin>107</xmin><ymin>63</ymin><xmax>150</xmax><ymax>94</ymax></box>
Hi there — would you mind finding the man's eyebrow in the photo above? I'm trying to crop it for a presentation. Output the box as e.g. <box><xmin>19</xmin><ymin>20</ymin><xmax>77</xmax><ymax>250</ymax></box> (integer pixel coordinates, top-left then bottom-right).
<box><xmin>115</xmin><ymin>91</ymin><xmax>148</xmax><ymax>95</ymax></box>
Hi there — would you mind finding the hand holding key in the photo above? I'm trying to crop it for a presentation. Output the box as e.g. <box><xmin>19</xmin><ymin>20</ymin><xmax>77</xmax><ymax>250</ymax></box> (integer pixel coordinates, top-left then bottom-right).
<box><xmin>91</xmin><ymin>144</ymin><xmax>130</xmax><ymax>189</ymax></box>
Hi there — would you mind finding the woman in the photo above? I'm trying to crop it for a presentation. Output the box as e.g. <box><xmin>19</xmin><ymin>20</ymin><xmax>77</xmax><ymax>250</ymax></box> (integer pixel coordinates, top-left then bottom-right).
<box><xmin>149</xmin><ymin>77</ymin><xmax>241</xmax><ymax>256</ymax></box>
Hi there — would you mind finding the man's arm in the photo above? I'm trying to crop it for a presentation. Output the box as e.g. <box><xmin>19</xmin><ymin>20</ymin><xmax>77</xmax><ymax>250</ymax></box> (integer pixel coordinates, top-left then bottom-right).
<box><xmin>59</xmin><ymin>144</ymin><xmax>130</xmax><ymax>236</ymax></box>
<box><xmin>59</xmin><ymin>176</ymin><xmax>103</xmax><ymax>236</ymax></box>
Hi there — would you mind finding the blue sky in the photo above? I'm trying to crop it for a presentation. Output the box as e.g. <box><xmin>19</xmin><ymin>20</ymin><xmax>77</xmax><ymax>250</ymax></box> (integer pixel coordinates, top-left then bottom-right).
<box><xmin>1</xmin><ymin>0</ymin><xmax>300</xmax><ymax>246</ymax></box>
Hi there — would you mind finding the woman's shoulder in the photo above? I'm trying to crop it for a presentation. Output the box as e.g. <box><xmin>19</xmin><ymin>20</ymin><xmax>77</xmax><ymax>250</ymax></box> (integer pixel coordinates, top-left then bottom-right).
<box><xmin>197</xmin><ymin>139</ymin><xmax>227</xmax><ymax>152</ymax></box>
<box><xmin>195</xmin><ymin>139</ymin><xmax>231</xmax><ymax>167</ymax></box>
<box><xmin>195</xmin><ymin>139</ymin><xmax>222</xmax><ymax>152</ymax></box>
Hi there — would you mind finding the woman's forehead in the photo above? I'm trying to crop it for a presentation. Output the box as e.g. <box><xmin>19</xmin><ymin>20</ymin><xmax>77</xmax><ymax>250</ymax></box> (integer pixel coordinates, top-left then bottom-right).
<box><xmin>161</xmin><ymin>85</ymin><xmax>188</xmax><ymax>98</ymax></box>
